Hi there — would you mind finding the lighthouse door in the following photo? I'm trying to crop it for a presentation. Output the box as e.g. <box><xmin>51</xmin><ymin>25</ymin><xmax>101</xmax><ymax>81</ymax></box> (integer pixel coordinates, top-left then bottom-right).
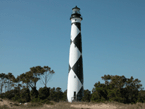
<box><xmin>74</xmin><ymin>91</ymin><xmax>76</xmax><ymax>100</ymax></box>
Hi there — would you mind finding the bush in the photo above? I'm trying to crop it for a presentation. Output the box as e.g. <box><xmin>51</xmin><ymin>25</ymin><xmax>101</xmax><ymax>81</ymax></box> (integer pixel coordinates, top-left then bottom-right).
<box><xmin>62</xmin><ymin>90</ymin><xmax>67</xmax><ymax>101</ymax></box>
<box><xmin>4</xmin><ymin>90</ymin><xmax>15</xmax><ymax>99</ymax></box>
<box><xmin>137</xmin><ymin>90</ymin><xmax>145</xmax><ymax>103</ymax></box>
<box><xmin>38</xmin><ymin>87</ymin><xmax>50</xmax><ymax>100</ymax></box>
<box><xmin>48</xmin><ymin>87</ymin><xmax>57</xmax><ymax>101</ymax></box>
<box><xmin>30</xmin><ymin>87</ymin><xmax>39</xmax><ymax>100</ymax></box>
<box><xmin>12</xmin><ymin>94</ymin><xmax>20</xmax><ymax>101</ymax></box>
<box><xmin>55</xmin><ymin>87</ymin><xmax>63</xmax><ymax>102</ymax></box>
<box><xmin>82</xmin><ymin>89</ymin><xmax>91</xmax><ymax>102</ymax></box>
<box><xmin>20</xmin><ymin>88</ymin><xmax>30</xmax><ymax>102</ymax></box>
<box><xmin>0</xmin><ymin>93</ymin><xmax>5</xmax><ymax>98</ymax></box>
<box><xmin>40</xmin><ymin>99</ymin><xmax>52</xmax><ymax>104</ymax></box>
<box><xmin>31</xmin><ymin>97</ymin><xmax>40</xmax><ymax>103</ymax></box>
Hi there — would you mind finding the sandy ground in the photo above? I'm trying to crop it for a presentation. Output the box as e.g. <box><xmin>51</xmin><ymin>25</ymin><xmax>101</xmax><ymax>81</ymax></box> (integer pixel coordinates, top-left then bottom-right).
<box><xmin>0</xmin><ymin>98</ymin><xmax>127</xmax><ymax>109</ymax></box>
<box><xmin>69</xmin><ymin>101</ymin><xmax>127</xmax><ymax>109</ymax></box>
<box><xmin>71</xmin><ymin>103</ymin><xmax>118</xmax><ymax>109</ymax></box>
<box><xmin>0</xmin><ymin>98</ymin><xmax>12</xmax><ymax>108</ymax></box>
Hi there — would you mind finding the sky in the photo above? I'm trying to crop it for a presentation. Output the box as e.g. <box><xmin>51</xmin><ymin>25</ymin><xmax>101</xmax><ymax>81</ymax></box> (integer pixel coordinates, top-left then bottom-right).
<box><xmin>0</xmin><ymin>0</ymin><xmax>145</xmax><ymax>92</ymax></box>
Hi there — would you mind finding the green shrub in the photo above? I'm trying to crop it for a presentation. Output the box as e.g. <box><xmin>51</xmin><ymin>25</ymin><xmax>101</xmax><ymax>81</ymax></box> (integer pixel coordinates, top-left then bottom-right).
<box><xmin>30</xmin><ymin>87</ymin><xmax>39</xmax><ymax>100</ymax></box>
<box><xmin>12</xmin><ymin>94</ymin><xmax>20</xmax><ymax>101</ymax></box>
<box><xmin>40</xmin><ymin>99</ymin><xmax>52</xmax><ymax>104</ymax></box>
<box><xmin>20</xmin><ymin>88</ymin><xmax>30</xmax><ymax>102</ymax></box>
<box><xmin>38</xmin><ymin>87</ymin><xmax>50</xmax><ymax>100</ymax></box>
<box><xmin>4</xmin><ymin>90</ymin><xmax>15</xmax><ymax>99</ymax></box>
<box><xmin>31</xmin><ymin>97</ymin><xmax>40</xmax><ymax>103</ymax></box>
<box><xmin>82</xmin><ymin>89</ymin><xmax>91</xmax><ymax>102</ymax></box>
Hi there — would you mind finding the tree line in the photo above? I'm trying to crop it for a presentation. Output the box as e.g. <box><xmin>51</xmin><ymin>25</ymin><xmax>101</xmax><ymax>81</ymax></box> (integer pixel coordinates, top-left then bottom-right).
<box><xmin>0</xmin><ymin>66</ymin><xmax>145</xmax><ymax>104</ymax></box>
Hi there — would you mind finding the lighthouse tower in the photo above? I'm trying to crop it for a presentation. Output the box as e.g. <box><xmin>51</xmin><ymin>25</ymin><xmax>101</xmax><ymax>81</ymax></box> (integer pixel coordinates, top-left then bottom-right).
<box><xmin>67</xmin><ymin>6</ymin><xmax>84</xmax><ymax>102</ymax></box>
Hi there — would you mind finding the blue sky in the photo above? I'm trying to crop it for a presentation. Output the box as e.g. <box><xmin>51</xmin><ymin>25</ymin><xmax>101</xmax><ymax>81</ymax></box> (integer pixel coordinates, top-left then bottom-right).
<box><xmin>1</xmin><ymin>0</ymin><xmax>145</xmax><ymax>92</ymax></box>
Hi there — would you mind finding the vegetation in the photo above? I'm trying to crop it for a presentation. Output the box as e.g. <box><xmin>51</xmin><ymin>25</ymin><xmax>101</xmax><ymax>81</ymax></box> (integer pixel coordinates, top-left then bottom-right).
<box><xmin>0</xmin><ymin>66</ymin><xmax>145</xmax><ymax>108</ymax></box>
<box><xmin>91</xmin><ymin>75</ymin><xmax>145</xmax><ymax>104</ymax></box>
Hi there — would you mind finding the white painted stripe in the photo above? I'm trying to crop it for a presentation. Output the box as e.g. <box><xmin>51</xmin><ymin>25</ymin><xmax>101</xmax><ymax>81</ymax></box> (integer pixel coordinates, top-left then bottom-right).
<box><xmin>71</xmin><ymin>24</ymin><xmax>80</xmax><ymax>41</ymax></box>
<box><xmin>69</xmin><ymin>42</ymin><xmax>81</xmax><ymax>68</ymax></box>
<box><xmin>67</xmin><ymin>69</ymin><xmax>83</xmax><ymax>102</ymax></box>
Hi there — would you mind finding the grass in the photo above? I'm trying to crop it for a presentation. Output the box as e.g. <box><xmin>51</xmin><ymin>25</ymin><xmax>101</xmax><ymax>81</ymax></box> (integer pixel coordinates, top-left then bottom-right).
<box><xmin>0</xmin><ymin>98</ymin><xmax>145</xmax><ymax>109</ymax></box>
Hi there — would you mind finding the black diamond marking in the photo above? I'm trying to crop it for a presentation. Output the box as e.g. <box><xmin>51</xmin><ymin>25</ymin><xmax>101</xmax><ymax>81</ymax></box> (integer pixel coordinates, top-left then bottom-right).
<box><xmin>73</xmin><ymin>33</ymin><xmax>82</xmax><ymax>53</ymax></box>
<box><xmin>68</xmin><ymin>64</ymin><xmax>71</xmax><ymax>73</ymax></box>
<box><xmin>73</xmin><ymin>22</ymin><xmax>81</xmax><ymax>31</ymax></box>
<box><xmin>72</xmin><ymin>55</ymin><xmax>83</xmax><ymax>84</ymax></box>
<box><xmin>77</xmin><ymin>86</ymin><xmax>84</xmax><ymax>101</ymax></box>
<box><xmin>70</xmin><ymin>39</ymin><xmax>72</xmax><ymax>45</ymax></box>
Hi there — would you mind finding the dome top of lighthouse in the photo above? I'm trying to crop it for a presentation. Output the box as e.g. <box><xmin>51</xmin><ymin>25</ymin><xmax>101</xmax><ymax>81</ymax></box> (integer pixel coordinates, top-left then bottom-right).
<box><xmin>70</xmin><ymin>6</ymin><xmax>82</xmax><ymax>20</ymax></box>
<box><xmin>72</xmin><ymin>6</ymin><xmax>80</xmax><ymax>10</ymax></box>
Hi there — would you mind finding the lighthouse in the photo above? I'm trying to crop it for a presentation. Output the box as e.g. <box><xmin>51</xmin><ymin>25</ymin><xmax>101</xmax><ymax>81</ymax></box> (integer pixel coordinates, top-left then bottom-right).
<box><xmin>67</xmin><ymin>6</ymin><xmax>84</xmax><ymax>102</ymax></box>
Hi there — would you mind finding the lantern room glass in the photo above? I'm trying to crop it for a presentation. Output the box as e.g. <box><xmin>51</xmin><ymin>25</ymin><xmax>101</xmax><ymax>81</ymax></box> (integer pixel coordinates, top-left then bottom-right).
<box><xmin>72</xmin><ymin>9</ymin><xmax>80</xmax><ymax>14</ymax></box>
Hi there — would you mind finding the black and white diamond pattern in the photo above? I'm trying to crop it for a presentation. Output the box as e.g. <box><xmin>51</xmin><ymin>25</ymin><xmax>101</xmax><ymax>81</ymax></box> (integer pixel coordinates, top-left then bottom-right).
<box><xmin>67</xmin><ymin>22</ymin><xmax>83</xmax><ymax>102</ymax></box>
<box><xmin>71</xmin><ymin>23</ymin><xmax>80</xmax><ymax>41</ymax></box>
<box><xmin>69</xmin><ymin>42</ymin><xmax>81</xmax><ymax>68</ymax></box>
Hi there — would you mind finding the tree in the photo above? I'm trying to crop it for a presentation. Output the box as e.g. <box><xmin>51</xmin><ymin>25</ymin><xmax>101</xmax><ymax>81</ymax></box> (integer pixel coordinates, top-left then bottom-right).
<box><xmin>4</xmin><ymin>88</ymin><xmax>19</xmax><ymax>100</ymax></box>
<box><xmin>20</xmin><ymin>88</ymin><xmax>31</xmax><ymax>102</ymax></box>
<box><xmin>82</xmin><ymin>89</ymin><xmax>91</xmax><ymax>102</ymax></box>
<box><xmin>28</xmin><ymin>66</ymin><xmax>46</xmax><ymax>99</ymax></box>
<box><xmin>19</xmin><ymin>73</ymin><xmax>31</xmax><ymax>89</ymax></box>
<box><xmin>101</xmin><ymin>75</ymin><xmax>127</xmax><ymax>89</ymax></box>
<box><xmin>48</xmin><ymin>87</ymin><xmax>57</xmax><ymax>101</ymax></box>
<box><xmin>123</xmin><ymin>76</ymin><xmax>143</xmax><ymax>104</ymax></box>
<box><xmin>38</xmin><ymin>87</ymin><xmax>50</xmax><ymax>100</ymax></box>
<box><xmin>30</xmin><ymin>66</ymin><xmax>45</xmax><ymax>88</ymax></box>
<box><xmin>62</xmin><ymin>90</ymin><xmax>67</xmax><ymax>101</ymax></box>
<box><xmin>40</xmin><ymin>66</ymin><xmax>55</xmax><ymax>87</ymax></box>
<box><xmin>0</xmin><ymin>73</ymin><xmax>6</xmax><ymax>94</ymax></box>
<box><xmin>30</xmin><ymin>87</ymin><xmax>39</xmax><ymax>100</ymax></box>
<box><xmin>102</xmin><ymin>75</ymin><xmax>143</xmax><ymax>103</ymax></box>
<box><xmin>5</xmin><ymin>73</ymin><xmax>15</xmax><ymax>91</ymax></box>
<box><xmin>55</xmin><ymin>87</ymin><xmax>63</xmax><ymax>102</ymax></box>
<box><xmin>91</xmin><ymin>81</ymin><xmax>108</xmax><ymax>102</ymax></box>
<box><xmin>0</xmin><ymin>73</ymin><xmax>16</xmax><ymax>94</ymax></box>
<box><xmin>92</xmin><ymin>75</ymin><xmax>144</xmax><ymax>104</ymax></box>
<box><xmin>11</xmin><ymin>75</ymin><xmax>23</xmax><ymax>97</ymax></box>
<box><xmin>20</xmin><ymin>66</ymin><xmax>45</xmax><ymax>90</ymax></box>
<box><xmin>18</xmin><ymin>70</ymin><xmax>39</xmax><ymax>100</ymax></box>
<box><xmin>102</xmin><ymin>75</ymin><xmax>127</xmax><ymax>103</ymax></box>
<box><xmin>18</xmin><ymin>66</ymin><xmax>53</xmax><ymax>100</ymax></box>
<box><xmin>11</xmin><ymin>87</ymin><xmax>21</xmax><ymax>101</ymax></box>
<box><xmin>137</xmin><ymin>89</ymin><xmax>145</xmax><ymax>103</ymax></box>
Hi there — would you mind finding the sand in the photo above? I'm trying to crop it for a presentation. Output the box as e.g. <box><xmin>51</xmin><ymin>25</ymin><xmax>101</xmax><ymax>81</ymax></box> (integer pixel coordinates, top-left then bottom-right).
<box><xmin>0</xmin><ymin>98</ymin><xmax>128</xmax><ymax>109</ymax></box>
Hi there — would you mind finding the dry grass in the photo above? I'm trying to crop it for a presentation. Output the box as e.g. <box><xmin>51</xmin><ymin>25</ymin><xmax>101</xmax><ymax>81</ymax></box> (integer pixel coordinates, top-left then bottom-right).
<box><xmin>0</xmin><ymin>98</ymin><xmax>145</xmax><ymax>109</ymax></box>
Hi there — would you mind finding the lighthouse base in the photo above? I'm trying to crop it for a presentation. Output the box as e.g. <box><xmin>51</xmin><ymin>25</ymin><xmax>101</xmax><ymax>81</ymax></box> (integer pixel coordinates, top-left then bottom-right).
<box><xmin>67</xmin><ymin>86</ymin><xmax>84</xmax><ymax>102</ymax></box>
